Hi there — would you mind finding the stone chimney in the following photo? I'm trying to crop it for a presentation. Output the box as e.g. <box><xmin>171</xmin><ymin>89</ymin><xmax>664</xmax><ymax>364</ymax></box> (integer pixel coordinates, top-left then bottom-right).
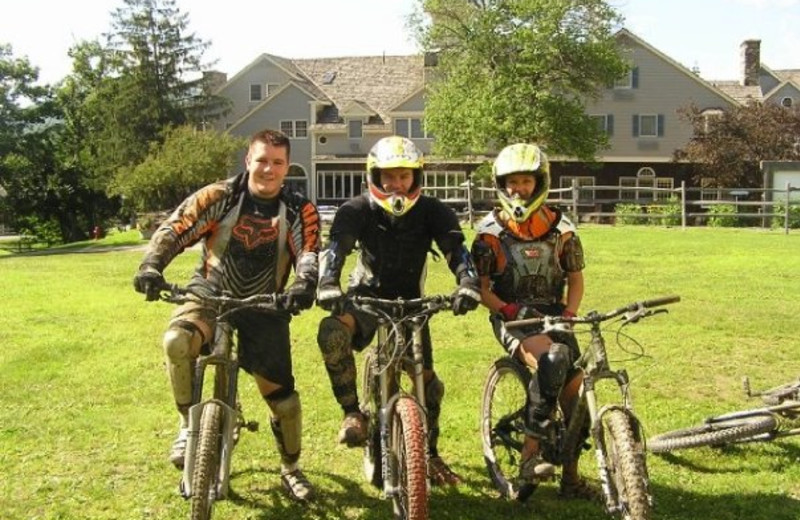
<box><xmin>740</xmin><ymin>39</ymin><xmax>761</xmax><ymax>86</ymax></box>
<box><xmin>202</xmin><ymin>70</ymin><xmax>228</xmax><ymax>93</ymax></box>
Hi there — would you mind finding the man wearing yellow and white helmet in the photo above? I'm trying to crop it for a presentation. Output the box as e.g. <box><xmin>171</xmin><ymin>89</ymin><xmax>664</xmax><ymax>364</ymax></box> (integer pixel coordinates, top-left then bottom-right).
<box><xmin>315</xmin><ymin>135</ymin><xmax>481</xmax><ymax>486</ymax></box>
<box><xmin>472</xmin><ymin>143</ymin><xmax>595</xmax><ymax>502</ymax></box>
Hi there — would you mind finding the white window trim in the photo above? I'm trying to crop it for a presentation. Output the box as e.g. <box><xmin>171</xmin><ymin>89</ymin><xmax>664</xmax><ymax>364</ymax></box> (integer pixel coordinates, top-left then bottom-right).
<box><xmin>638</xmin><ymin>114</ymin><xmax>658</xmax><ymax>137</ymax></box>
<box><xmin>613</xmin><ymin>70</ymin><xmax>633</xmax><ymax>89</ymax></box>
<box><xmin>279</xmin><ymin>120</ymin><xmax>309</xmax><ymax>139</ymax></box>
<box><xmin>348</xmin><ymin>119</ymin><xmax>363</xmax><ymax>139</ymax></box>
<box><xmin>266</xmin><ymin>83</ymin><xmax>280</xmax><ymax>98</ymax></box>
<box><xmin>249</xmin><ymin>83</ymin><xmax>262</xmax><ymax>102</ymax></box>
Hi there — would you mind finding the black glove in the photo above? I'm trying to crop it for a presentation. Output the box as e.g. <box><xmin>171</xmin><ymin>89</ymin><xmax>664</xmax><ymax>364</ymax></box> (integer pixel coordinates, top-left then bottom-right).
<box><xmin>452</xmin><ymin>277</ymin><xmax>481</xmax><ymax>316</ymax></box>
<box><xmin>285</xmin><ymin>279</ymin><xmax>315</xmax><ymax>313</ymax></box>
<box><xmin>317</xmin><ymin>281</ymin><xmax>344</xmax><ymax>312</ymax></box>
<box><xmin>133</xmin><ymin>265</ymin><xmax>164</xmax><ymax>301</ymax></box>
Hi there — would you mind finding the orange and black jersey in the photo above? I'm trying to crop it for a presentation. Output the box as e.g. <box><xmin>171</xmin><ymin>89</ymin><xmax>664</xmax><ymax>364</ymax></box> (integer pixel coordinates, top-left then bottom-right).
<box><xmin>141</xmin><ymin>171</ymin><xmax>320</xmax><ymax>298</ymax></box>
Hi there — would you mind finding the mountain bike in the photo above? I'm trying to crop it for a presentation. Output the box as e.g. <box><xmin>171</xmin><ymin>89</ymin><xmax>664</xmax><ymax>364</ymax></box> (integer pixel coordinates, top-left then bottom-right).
<box><xmin>159</xmin><ymin>283</ymin><xmax>288</xmax><ymax>520</ymax></box>
<box><xmin>648</xmin><ymin>376</ymin><xmax>800</xmax><ymax>453</ymax></box>
<box><xmin>349</xmin><ymin>294</ymin><xmax>454</xmax><ymax>520</ymax></box>
<box><xmin>481</xmin><ymin>296</ymin><xmax>680</xmax><ymax>520</ymax></box>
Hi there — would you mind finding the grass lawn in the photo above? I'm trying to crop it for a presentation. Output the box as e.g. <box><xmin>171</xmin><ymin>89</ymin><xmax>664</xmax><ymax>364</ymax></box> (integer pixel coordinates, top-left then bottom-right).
<box><xmin>1</xmin><ymin>225</ymin><xmax>799</xmax><ymax>519</ymax></box>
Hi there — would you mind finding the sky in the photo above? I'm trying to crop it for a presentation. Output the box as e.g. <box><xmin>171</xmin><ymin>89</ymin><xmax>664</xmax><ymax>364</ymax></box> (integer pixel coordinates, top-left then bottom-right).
<box><xmin>1</xmin><ymin>0</ymin><xmax>798</xmax><ymax>86</ymax></box>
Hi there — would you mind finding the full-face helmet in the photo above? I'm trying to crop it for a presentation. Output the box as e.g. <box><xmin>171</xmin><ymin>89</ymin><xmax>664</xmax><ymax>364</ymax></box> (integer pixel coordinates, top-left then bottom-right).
<box><xmin>492</xmin><ymin>143</ymin><xmax>550</xmax><ymax>222</ymax></box>
<box><xmin>366</xmin><ymin>136</ymin><xmax>423</xmax><ymax>217</ymax></box>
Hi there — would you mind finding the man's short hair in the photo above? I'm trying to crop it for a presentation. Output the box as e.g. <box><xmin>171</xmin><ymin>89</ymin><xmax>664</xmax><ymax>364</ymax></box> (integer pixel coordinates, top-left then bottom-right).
<box><xmin>250</xmin><ymin>129</ymin><xmax>291</xmax><ymax>158</ymax></box>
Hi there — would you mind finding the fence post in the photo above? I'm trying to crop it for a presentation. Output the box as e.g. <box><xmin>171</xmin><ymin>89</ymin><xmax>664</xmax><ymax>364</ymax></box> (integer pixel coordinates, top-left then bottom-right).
<box><xmin>681</xmin><ymin>181</ymin><xmax>687</xmax><ymax>230</ymax></box>
<box><xmin>467</xmin><ymin>176</ymin><xmax>474</xmax><ymax>230</ymax></box>
<box><xmin>786</xmin><ymin>182</ymin><xmax>792</xmax><ymax>235</ymax></box>
<box><xmin>571</xmin><ymin>179</ymin><xmax>579</xmax><ymax>223</ymax></box>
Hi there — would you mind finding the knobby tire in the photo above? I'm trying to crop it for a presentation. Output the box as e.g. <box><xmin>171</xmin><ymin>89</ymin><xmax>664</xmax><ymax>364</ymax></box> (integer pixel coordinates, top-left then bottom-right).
<box><xmin>392</xmin><ymin>397</ymin><xmax>428</xmax><ymax>520</ymax></box>
<box><xmin>648</xmin><ymin>413</ymin><xmax>777</xmax><ymax>453</ymax></box>
<box><xmin>480</xmin><ymin>358</ymin><xmax>530</xmax><ymax>499</ymax></box>
<box><xmin>191</xmin><ymin>403</ymin><xmax>222</xmax><ymax>520</ymax></box>
<box><xmin>603</xmin><ymin>409</ymin><xmax>651</xmax><ymax>520</ymax></box>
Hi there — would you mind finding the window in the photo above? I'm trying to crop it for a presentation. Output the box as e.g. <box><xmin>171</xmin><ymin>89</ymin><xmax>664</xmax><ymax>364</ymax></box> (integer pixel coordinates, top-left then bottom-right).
<box><xmin>781</xmin><ymin>96</ymin><xmax>794</xmax><ymax>108</ymax></box>
<box><xmin>395</xmin><ymin>117</ymin><xmax>431</xmax><ymax>139</ymax></box>
<box><xmin>317</xmin><ymin>170</ymin><xmax>366</xmax><ymax>199</ymax></box>
<box><xmin>266</xmin><ymin>83</ymin><xmax>280</xmax><ymax>98</ymax></box>
<box><xmin>633</xmin><ymin>114</ymin><xmax>664</xmax><ymax>137</ymax></box>
<box><xmin>348</xmin><ymin>119</ymin><xmax>363</xmax><ymax>139</ymax></box>
<box><xmin>249</xmin><ymin>83</ymin><xmax>262</xmax><ymax>102</ymax></box>
<box><xmin>559</xmin><ymin>176</ymin><xmax>596</xmax><ymax>202</ymax></box>
<box><xmin>701</xmin><ymin>109</ymin><xmax>723</xmax><ymax>133</ymax></box>
<box><xmin>280</xmin><ymin>120</ymin><xmax>308</xmax><ymax>139</ymax></box>
<box><xmin>422</xmin><ymin>170</ymin><xmax>467</xmax><ymax>201</ymax></box>
<box><xmin>590</xmin><ymin>115</ymin><xmax>614</xmax><ymax>135</ymax></box>
<box><xmin>618</xmin><ymin>168</ymin><xmax>673</xmax><ymax>202</ymax></box>
<box><xmin>613</xmin><ymin>67</ymin><xmax>638</xmax><ymax>89</ymax></box>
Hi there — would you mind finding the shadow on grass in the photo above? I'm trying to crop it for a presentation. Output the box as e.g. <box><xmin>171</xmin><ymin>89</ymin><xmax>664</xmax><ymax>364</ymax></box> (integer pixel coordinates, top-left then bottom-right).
<box><xmin>651</xmin><ymin>439</ymin><xmax>800</xmax><ymax>474</ymax></box>
<box><xmin>0</xmin><ymin>241</ymin><xmax>145</xmax><ymax>259</ymax></box>
<box><xmin>651</xmin><ymin>481</ymin><xmax>800</xmax><ymax>520</ymax></box>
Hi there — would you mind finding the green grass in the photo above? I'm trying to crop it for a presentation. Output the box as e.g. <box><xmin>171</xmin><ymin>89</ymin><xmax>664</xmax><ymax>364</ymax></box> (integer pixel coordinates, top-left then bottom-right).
<box><xmin>1</xmin><ymin>226</ymin><xmax>799</xmax><ymax>519</ymax></box>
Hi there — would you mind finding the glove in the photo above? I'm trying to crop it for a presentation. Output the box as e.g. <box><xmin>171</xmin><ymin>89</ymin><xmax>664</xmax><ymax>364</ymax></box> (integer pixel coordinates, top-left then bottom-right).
<box><xmin>452</xmin><ymin>277</ymin><xmax>481</xmax><ymax>316</ymax></box>
<box><xmin>561</xmin><ymin>309</ymin><xmax>577</xmax><ymax>329</ymax></box>
<box><xmin>317</xmin><ymin>282</ymin><xmax>344</xmax><ymax>311</ymax></box>
<box><xmin>285</xmin><ymin>279</ymin><xmax>315</xmax><ymax>313</ymax></box>
<box><xmin>133</xmin><ymin>265</ymin><xmax>164</xmax><ymax>301</ymax></box>
<box><xmin>498</xmin><ymin>302</ymin><xmax>521</xmax><ymax>321</ymax></box>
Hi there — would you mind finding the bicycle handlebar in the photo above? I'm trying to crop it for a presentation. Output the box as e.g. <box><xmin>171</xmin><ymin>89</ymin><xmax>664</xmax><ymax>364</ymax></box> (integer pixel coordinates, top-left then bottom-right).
<box><xmin>506</xmin><ymin>295</ymin><xmax>680</xmax><ymax>329</ymax></box>
<box><xmin>158</xmin><ymin>282</ymin><xmax>289</xmax><ymax>313</ymax></box>
<box><xmin>347</xmin><ymin>294</ymin><xmax>453</xmax><ymax>319</ymax></box>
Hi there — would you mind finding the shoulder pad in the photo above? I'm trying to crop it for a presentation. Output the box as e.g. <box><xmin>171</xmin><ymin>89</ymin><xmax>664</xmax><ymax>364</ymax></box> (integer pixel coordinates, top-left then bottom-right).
<box><xmin>476</xmin><ymin>213</ymin><xmax>503</xmax><ymax>237</ymax></box>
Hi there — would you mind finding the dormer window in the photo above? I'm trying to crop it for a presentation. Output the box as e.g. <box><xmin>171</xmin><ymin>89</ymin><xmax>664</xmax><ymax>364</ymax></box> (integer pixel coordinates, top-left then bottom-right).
<box><xmin>348</xmin><ymin>120</ymin><xmax>363</xmax><ymax>139</ymax></box>
<box><xmin>613</xmin><ymin>67</ymin><xmax>639</xmax><ymax>89</ymax></box>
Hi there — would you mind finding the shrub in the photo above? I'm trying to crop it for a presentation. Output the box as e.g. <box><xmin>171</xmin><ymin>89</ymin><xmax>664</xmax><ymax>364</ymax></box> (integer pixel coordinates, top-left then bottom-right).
<box><xmin>706</xmin><ymin>203</ymin><xmax>740</xmax><ymax>227</ymax></box>
<box><xmin>648</xmin><ymin>196</ymin><xmax>681</xmax><ymax>227</ymax></box>
<box><xmin>770</xmin><ymin>201</ymin><xmax>800</xmax><ymax>229</ymax></box>
<box><xmin>614</xmin><ymin>203</ymin><xmax>646</xmax><ymax>225</ymax></box>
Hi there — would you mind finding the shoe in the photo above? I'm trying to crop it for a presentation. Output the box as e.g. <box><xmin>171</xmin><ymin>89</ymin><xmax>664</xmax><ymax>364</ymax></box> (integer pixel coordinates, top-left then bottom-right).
<box><xmin>170</xmin><ymin>428</ymin><xmax>189</xmax><ymax>470</ymax></box>
<box><xmin>281</xmin><ymin>469</ymin><xmax>315</xmax><ymax>502</ymax></box>
<box><xmin>428</xmin><ymin>456</ymin><xmax>462</xmax><ymax>486</ymax></box>
<box><xmin>515</xmin><ymin>454</ymin><xmax>555</xmax><ymax>502</ymax></box>
<box><xmin>558</xmin><ymin>478</ymin><xmax>602</xmax><ymax>502</ymax></box>
<box><xmin>337</xmin><ymin>412</ymin><xmax>367</xmax><ymax>447</ymax></box>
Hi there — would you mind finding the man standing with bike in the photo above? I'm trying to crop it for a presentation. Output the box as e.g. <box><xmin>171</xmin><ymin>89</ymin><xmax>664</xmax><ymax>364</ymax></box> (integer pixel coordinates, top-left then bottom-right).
<box><xmin>315</xmin><ymin>135</ymin><xmax>482</xmax><ymax>486</ymax></box>
<box><xmin>471</xmin><ymin>143</ymin><xmax>597</xmax><ymax>502</ymax></box>
<box><xmin>133</xmin><ymin>129</ymin><xmax>320</xmax><ymax>501</ymax></box>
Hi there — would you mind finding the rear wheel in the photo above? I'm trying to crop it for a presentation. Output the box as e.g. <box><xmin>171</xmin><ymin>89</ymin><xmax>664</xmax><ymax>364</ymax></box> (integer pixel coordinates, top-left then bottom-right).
<box><xmin>480</xmin><ymin>358</ymin><xmax>530</xmax><ymax>499</ymax></box>
<box><xmin>191</xmin><ymin>403</ymin><xmax>222</xmax><ymax>520</ymax></box>
<box><xmin>648</xmin><ymin>413</ymin><xmax>777</xmax><ymax>453</ymax></box>
<box><xmin>391</xmin><ymin>397</ymin><xmax>428</xmax><ymax>520</ymax></box>
<box><xmin>602</xmin><ymin>409</ymin><xmax>651</xmax><ymax>520</ymax></box>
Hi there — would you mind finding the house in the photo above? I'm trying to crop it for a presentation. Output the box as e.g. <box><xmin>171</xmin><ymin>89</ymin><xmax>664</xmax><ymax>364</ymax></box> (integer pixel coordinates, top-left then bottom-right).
<box><xmin>209</xmin><ymin>28</ymin><xmax>799</xmax><ymax>209</ymax></box>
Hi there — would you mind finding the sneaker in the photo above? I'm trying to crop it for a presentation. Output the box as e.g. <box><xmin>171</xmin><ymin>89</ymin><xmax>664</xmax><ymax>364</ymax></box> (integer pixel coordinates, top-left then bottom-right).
<box><xmin>558</xmin><ymin>478</ymin><xmax>602</xmax><ymax>502</ymax></box>
<box><xmin>170</xmin><ymin>428</ymin><xmax>189</xmax><ymax>470</ymax></box>
<box><xmin>428</xmin><ymin>456</ymin><xmax>462</xmax><ymax>486</ymax></box>
<box><xmin>516</xmin><ymin>454</ymin><xmax>556</xmax><ymax>502</ymax></box>
<box><xmin>337</xmin><ymin>412</ymin><xmax>367</xmax><ymax>447</ymax></box>
<box><xmin>281</xmin><ymin>469</ymin><xmax>315</xmax><ymax>502</ymax></box>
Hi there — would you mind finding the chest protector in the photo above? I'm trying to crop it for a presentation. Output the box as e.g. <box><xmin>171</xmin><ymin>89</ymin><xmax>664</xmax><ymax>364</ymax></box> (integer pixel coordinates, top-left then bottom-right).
<box><xmin>497</xmin><ymin>231</ymin><xmax>565</xmax><ymax>305</ymax></box>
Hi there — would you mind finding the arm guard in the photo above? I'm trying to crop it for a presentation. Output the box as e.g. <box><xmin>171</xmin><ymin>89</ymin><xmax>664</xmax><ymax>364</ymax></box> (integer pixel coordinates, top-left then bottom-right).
<box><xmin>319</xmin><ymin>235</ymin><xmax>356</xmax><ymax>288</ymax></box>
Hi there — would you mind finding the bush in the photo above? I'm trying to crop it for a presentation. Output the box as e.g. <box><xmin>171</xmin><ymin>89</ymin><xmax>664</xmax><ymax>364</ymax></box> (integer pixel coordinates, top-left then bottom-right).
<box><xmin>770</xmin><ymin>201</ymin><xmax>800</xmax><ymax>229</ymax></box>
<box><xmin>648</xmin><ymin>196</ymin><xmax>681</xmax><ymax>226</ymax></box>
<box><xmin>706</xmin><ymin>203</ymin><xmax>740</xmax><ymax>227</ymax></box>
<box><xmin>614</xmin><ymin>203</ymin><xmax>646</xmax><ymax>225</ymax></box>
<box><xmin>16</xmin><ymin>216</ymin><xmax>63</xmax><ymax>247</ymax></box>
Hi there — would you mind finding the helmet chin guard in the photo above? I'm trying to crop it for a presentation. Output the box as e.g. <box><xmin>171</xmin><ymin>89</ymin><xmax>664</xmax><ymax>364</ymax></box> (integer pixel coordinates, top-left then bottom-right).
<box><xmin>493</xmin><ymin>143</ymin><xmax>551</xmax><ymax>222</ymax></box>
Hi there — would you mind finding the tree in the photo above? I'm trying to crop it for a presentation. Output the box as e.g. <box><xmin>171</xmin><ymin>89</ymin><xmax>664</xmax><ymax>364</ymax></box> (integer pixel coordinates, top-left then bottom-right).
<box><xmin>675</xmin><ymin>103</ymin><xmax>800</xmax><ymax>188</ymax></box>
<box><xmin>412</xmin><ymin>0</ymin><xmax>629</xmax><ymax>159</ymax></box>
<box><xmin>109</xmin><ymin>125</ymin><xmax>246</xmax><ymax>211</ymax></box>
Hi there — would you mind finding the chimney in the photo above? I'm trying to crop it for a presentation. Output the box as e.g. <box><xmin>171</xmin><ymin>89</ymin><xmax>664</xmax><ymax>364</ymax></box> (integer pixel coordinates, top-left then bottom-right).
<box><xmin>740</xmin><ymin>39</ymin><xmax>761</xmax><ymax>86</ymax></box>
<box><xmin>202</xmin><ymin>70</ymin><xmax>228</xmax><ymax>93</ymax></box>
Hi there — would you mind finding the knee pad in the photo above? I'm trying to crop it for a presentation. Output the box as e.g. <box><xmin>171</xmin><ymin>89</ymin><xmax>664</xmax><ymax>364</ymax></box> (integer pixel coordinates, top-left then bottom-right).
<box><xmin>537</xmin><ymin>342</ymin><xmax>571</xmax><ymax>399</ymax></box>
<box><xmin>317</xmin><ymin>316</ymin><xmax>352</xmax><ymax>362</ymax></box>
<box><xmin>267</xmin><ymin>391</ymin><xmax>302</xmax><ymax>462</ymax></box>
<box><xmin>163</xmin><ymin>326</ymin><xmax>195</xmax><ymax>361</ymax></box>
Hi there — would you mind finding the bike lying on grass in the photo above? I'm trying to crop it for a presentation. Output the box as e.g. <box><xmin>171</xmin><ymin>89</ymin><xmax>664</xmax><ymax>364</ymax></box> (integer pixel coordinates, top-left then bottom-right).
<box><xmin>648</xmin><ymin>376</ymin><xmax>800</xmax><ymax>453</ymax></box>
<box><xmin>159</xmin><ymin>283</ymin><xmax>289</xmax><ymax>520</ymax></box>
<box><xmin>481</xmin><ymin>296</ymin><xmax>680</xmax><ymax>520</ymax></box>
<box><xmin>349</xmin><ymin>294</ymin><xmax>454</xmax><ymax>520</ymax></box>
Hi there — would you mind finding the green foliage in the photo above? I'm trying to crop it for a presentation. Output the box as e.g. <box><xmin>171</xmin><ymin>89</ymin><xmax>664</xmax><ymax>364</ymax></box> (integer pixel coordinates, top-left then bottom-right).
<box><xmin>676</xmin><ymin>103</ymin><xmax>800</xmax><ymax>188</ymax></box>
<box><xmin>706</xmin><ymin>203</ymin><xmax>741</xmax><ymax>227</ymax></box>
<box><xmin>110</xmin><ymin>125</ymin><xmax>246</xmax><ymax>211</ymax></box>
<box><xmin>16</xmin><ymin>215</ymin><xmax>63</xmax><ymax>246</ymax></box>
<box><xmin>647</xmin><ymin>196</ymin><xmax>681</xmax><ymax>226</ymax></box>
<box><xmin>770</xmin><ymin>201</ymin><xmax>800</xmax><ymax>229</ymax></box>
<box><xmin>614</xmin><ymin>203</ymin><xmax>646</xmax><ymax>225</ymax></box>
<box><xmin>415</xmin><ymin>0</ymin><xmax>628</xmax><ymax>159</ymax></box>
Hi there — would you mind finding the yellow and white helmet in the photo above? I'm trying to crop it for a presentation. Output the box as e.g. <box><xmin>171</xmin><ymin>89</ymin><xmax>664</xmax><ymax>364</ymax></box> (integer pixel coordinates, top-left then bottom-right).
<box><xmin>492</xmin><ymin>143</ymin><xmax>550</xmax><ymax>222</ymax></box>
<box><xmin>366</xmin><ymin>136</ymin><xmax>423</xmax><ymax>217</ymax></box>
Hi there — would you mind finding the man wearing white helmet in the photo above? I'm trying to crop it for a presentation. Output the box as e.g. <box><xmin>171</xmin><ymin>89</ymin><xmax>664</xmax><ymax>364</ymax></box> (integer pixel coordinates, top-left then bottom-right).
<box><xmin>471</xmin><ymin>143</ymin><xmax>596</xmax><ymax>502</ymax></box>
<box><xmin>315</xmin><ymin>135</ymin><xmax>482</xmax><ymax>486</ymax></box>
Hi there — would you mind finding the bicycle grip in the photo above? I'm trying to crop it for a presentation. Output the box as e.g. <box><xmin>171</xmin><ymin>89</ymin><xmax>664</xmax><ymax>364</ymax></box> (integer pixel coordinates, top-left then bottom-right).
<box><xmin>642</xmin><ymin>295</ymin><xmax>680</xmax><ymax>308</ymax></box>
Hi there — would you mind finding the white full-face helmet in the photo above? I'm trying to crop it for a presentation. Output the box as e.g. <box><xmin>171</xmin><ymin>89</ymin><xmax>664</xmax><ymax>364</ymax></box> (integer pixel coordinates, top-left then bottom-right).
<box><xmin>366</xmin><ymin>136</ymin><xmax>423</xmax><ymax>217</ymax></box>
<box><xmin>492</xmin><ymin>143</ymin><xmax>551</xmax><ymax>222</ymax></box>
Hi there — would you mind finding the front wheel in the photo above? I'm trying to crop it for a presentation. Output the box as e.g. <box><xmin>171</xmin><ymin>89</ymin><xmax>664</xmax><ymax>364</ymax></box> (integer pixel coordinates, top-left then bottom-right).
<box><xmin>602</xmin><ymin>409</ymin><xmax>651</xmax><ymax>520</ymax></box>
<box><xmin>480</xmin><ymin>358</ymin><xmax>530</xmax><ymax>499</ymax></box>
<box><xmin>191</xmin><ymin>402</ymin><xmax>223</xmax><ymax>520</ymax></box>
<box><xmin>361</xmin><ymin>350</ymin><xmax>383</xmax><ymax>488</ymax></box>
<box><xmin>391</xmin><ymin>397</ymin><xmax>428</xmax><ymax>520</ymax></box>
<box><xmin>648</xmin><ymin>413</ymin><xmax>777</xmax><ymax>453</ymax></box>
